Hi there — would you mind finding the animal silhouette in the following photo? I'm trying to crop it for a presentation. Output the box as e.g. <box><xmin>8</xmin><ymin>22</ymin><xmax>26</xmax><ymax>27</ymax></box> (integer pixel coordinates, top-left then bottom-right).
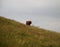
<box><xmin>26</xmin><ymin>20</ymin><xmax>32</xmax><ymax>25</ymax></box>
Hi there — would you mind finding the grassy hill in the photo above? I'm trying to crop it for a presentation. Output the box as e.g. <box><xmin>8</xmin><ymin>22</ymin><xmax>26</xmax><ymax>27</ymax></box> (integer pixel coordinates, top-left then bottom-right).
<box><xmin>0</xmin><ymin>16</ymin><xmax>60</xmax><ymax>47</ymax></box>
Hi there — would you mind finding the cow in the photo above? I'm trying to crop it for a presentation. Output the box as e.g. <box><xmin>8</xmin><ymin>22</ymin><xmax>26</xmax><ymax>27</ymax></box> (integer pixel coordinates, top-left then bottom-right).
<box><xmin>26</xmin><ymin>20</ymin><xmax>32</xmax><ymax>26</ymax></box>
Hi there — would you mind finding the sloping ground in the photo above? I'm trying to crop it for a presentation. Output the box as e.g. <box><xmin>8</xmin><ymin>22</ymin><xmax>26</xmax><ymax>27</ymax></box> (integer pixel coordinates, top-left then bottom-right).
<box><xmin>0</xmin><ymin>16</ymin><xmax>60</xmax><ymax>47</ymax></box>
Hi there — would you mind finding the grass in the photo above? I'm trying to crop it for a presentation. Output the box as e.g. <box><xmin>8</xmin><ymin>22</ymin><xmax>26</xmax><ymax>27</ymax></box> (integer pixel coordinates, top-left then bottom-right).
<box><xmin>0</xmin><ymin>16</ymin><xmax>60</xmax><ymax>47</ymax></box>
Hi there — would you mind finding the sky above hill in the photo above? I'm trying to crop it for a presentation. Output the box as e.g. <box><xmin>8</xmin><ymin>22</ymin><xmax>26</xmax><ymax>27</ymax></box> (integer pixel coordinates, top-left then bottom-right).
<box><xmin>0</xmin><ymin>0</ymin><xmax>60</xmax><ymax>32</ymax></box>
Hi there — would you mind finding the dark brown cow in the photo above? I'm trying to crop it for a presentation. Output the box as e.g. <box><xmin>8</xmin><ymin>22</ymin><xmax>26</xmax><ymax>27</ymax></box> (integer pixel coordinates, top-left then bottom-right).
<box><xmin>26</xmin><ymin>20</ymin><xmax>32</xmax><ymax>26</ymax></box>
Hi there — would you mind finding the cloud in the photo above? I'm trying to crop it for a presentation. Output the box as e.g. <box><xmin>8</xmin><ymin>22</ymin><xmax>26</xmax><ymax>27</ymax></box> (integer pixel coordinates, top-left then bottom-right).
<box><xmin>0</xmin><ymin>0</ymin><xmax>60</xmax><ymax>32</ymax></box>
<box><xmin>0</xmin><ymin>0</ymin><xmax>60</xmax><ymax>16</ymax></box>
<box><xmin>1</xmin><ymin>0</ymin><xmax>60</xmax><ymax>8</ymax></box>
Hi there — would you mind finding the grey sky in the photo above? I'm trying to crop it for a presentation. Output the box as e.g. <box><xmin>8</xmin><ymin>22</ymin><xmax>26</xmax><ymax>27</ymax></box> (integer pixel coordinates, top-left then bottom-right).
<box><xmin>0</xmin><ymin>0</ymin><xmax>60</xmax><ymax>32</ymax></box>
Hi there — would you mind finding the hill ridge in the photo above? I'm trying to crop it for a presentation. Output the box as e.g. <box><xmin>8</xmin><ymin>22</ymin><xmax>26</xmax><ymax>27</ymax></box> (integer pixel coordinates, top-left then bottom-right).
<box><xmin>0</xmin><ymin>16</ymin><xmax>60</xmax><ymax>47</ymax></box>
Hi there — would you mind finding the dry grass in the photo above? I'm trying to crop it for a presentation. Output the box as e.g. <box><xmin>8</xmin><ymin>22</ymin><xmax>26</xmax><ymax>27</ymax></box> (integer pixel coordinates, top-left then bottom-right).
<box><xmin>0</xmin><ymin>16</ymin><xmax>60</xmax><ymax>47</ymax></box>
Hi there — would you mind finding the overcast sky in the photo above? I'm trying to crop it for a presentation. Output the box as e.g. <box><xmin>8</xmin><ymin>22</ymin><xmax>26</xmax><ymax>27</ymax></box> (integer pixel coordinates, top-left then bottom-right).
<box><xmin>0</xmin><ymin>0</ymin><xmax>60</xmax><ymax>32</ymax></box>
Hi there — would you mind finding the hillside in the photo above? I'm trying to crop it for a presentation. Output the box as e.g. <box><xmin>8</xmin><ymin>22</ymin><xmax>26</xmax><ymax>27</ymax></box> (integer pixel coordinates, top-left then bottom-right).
<box><xmin>0</xmin><ymin>16</ymin><xmax>60</xmax><ymax>47</ymax></box>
